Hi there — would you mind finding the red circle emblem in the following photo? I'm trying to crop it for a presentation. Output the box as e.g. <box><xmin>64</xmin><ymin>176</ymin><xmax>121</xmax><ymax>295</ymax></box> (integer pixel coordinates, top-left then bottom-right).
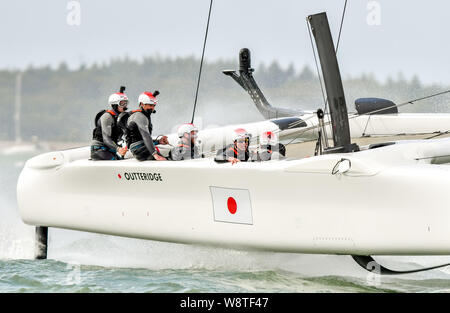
<box><xmin>118</xmin><ymin>174</ymin><xmax>122</xmax><ymax>179</ymax></box>
<box><xmin>227</xmin><ymin>197</ymin><xmax>237</xmax><ymax>214</ymax></box>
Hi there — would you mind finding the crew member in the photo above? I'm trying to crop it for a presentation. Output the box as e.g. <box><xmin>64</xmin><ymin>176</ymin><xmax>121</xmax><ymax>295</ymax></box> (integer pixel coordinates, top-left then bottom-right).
<box><xmin>171</xmin><ymin>123</ymin><xmax>203</xmax><ymax>161</ymax></box>
<box><xmin>91</xmin><ymin>91</ymin><xmax>128</xmax><ymax>160</ymax></box>
<box><xmin>215</xmin><ymin>128</ymin><xmax>254</xmax><ymax>164</ymax></box>
<box><xmin>254</xmin><ymin>131</ymin><xmax>286</xmax><ymax>161</ymax></box>
<box><xmin>127</xmin><ymin>91</ymin><xmax>168</xmax><ymax>161</ymax></box>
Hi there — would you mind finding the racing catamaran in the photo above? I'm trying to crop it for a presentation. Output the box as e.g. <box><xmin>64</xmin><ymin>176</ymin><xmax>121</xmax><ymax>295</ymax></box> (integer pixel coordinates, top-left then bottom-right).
<box><xmin>17</xmin><ymin>12</ymin><xmax>450</xmax><ymax>274</ymax></box>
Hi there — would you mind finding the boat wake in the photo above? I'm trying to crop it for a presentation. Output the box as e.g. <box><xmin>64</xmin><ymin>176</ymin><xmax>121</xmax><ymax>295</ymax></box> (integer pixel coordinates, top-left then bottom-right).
<box><xmin>43</xmin><ymin>227</ymin><xmax>362</xmax><ymax>276</ymax></box>
<box><xmin>2</xmin><ymin>200</ymin><xmax>450</xmax><ymax>282</ymax></box>
<box><xmin>2</xmin><ymin>194</ymin><xmax>450</xmax><ymax>283</ymax></box>
<box><xmin>45</xmin><ymin>228</ymin><xmax>450</xmax><ymax>281</ymax></box>
<box><xmin>2</xmin><ymin>198</ymin><xmax>450</xmax><ymax>293</ymax></box>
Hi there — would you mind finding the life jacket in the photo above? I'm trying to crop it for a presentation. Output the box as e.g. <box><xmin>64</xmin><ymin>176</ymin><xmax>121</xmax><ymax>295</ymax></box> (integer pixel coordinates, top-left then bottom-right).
<box><xmin>92</xmin><ymin>109</ymin><xmax>120</xmax><ymax>144</ymax></box>
<box><xmin>128</xmin><ymin>109</ymin><xmax>153</xmax><ymax>145</ymax></box>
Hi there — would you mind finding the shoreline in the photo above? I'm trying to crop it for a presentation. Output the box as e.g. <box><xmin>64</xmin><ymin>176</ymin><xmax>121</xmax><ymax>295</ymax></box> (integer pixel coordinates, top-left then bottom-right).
<box><xmin>0</xmin><ymin>140</ymin><xmax>89</xmax><ymax>151</ymax></box>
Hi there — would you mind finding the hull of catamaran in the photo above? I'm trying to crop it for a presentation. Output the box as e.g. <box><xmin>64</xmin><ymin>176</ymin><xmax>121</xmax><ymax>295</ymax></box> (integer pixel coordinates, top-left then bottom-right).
<box><xmin>17</xmin><ymin>136</ymin><xmax>450</xmax><ymax>255</ymax></box>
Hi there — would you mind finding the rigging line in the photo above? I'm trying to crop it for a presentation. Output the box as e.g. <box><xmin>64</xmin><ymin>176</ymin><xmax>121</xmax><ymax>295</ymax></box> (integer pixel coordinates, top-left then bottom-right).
<box><xmin>426</xmin><ymin>131</ymin><xmax>450</xmax><ymax>140</ymax></box>
<box><xmin>362</xmin><ymin>114</ymin><xmax>372</xmax><ymax>136</ymax></box>
<box><xmin>359</xmin><ymin>89</ymin><xmax>450</xmax><ymax>116</ymax></box>
<box><xmin>191</xmin><ymin>0</ymin><xmax>214</xmax><ymax>124</ymax></box>
<box><xmin>292</xmin><ymin>0</ymin><xmax>348</xmax><ymax>131</ymax></box>
<box><xmin>203</xmin><ymin>94</ymin><xmax>450</xmax><ymax>157</ymax></box>
<box><xmin>308</xmin><ymin>1</ymin><xmax>348</xmax><ymax>118</ymax></box>
<box><xmin>352</xmin><ymin>131</ymin><xmax>446</xmax><ymax>137</ymax></box>
<box><xmin>340</xmin><ymin>90</ymin><xmax>450</xmax><ymax>126</ymax></box>
<box><xmin>323</xmin><ymin>0</ymin><xmax>348</xmax><ymax>118</ymax></box>
<box><xmin>307</xmin><ymin>19</ymin><xmax>327</xmax><ymax>109</ymax></box>
<box><xmin>283</xmin><ymin>89</ymin><xmax>450</xmax><ymax>147</ymax></box>
<box><xmin>415</xmin><ymin>154</ymin><xmax>450</xmax><ymax>160</ymax></box>
<box><xmin>335</xmin><ymin>0</ymin><xmax>348</xmax><ymax>54</ymax></box>
<box><xmin>203</xmin><ymin>90</ymin><xmax>450</xmax><ymax>155</ymax></box>
<box><xmin>196</xmin><ymin>113</ymin><xmax>318</xmax><ymax>158</ymax></box>
<box><xmin>261</xmin><ymin>112</ymin><xmax>321</xmax><ymax>139</ymax></box>
<box><xmin>286</xmin><ymin>112</ymin><xmax>320</xmax><ymax>128</ymax></box>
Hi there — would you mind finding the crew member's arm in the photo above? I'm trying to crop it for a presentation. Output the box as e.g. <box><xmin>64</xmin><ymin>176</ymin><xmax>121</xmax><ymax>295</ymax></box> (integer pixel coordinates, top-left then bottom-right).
<box><xmin>134</xmin><ymin>113</ymin><xmax>156</xmax><ymax>154</ymax></box>
<box><xmin>135</xmin><ymin>113</ymin><xmax>166</xmax><ymax>160</ymax></box>
<box><xmin>100</xmin><ymin>114</ymin><xmax>119</xmax><ymax>152</ymax></box>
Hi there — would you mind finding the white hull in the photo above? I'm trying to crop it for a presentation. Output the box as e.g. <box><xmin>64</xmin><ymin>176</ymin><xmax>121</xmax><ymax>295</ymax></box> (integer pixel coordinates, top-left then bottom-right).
<box><xmin>17</xmin><ymin>136</ymin><xmax>450</xmax><ymax>255</ymax></box>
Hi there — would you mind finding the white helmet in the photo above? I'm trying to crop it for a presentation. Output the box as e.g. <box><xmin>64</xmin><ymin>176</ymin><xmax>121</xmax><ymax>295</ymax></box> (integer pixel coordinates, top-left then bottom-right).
<box><xmin>108</xmin><ymin>92</ymin><xmax>128</xmax><ymax>108</ymax></box>
<box><xmin>233</xmin><ymin>128</ymin><xmax>252</xmax><ymax>142</ymax></box>
<box><xmin>138</xmin><ymin>92</ymin><xmax>158</xmax><ymax>105</ymax></box>
<box><xmin>177</xmin><ymin>123</ymin><xmax>198</xmax><ymax>138</ymax></box>
<box><xmin>260</xmin><ymin>131</ymin><xmax>278</xmax><ymax>145</ymax></box>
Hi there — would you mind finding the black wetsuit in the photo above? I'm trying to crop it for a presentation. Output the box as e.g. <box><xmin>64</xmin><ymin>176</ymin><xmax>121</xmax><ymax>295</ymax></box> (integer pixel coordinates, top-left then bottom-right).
<box><xmin>127</xmin><ymin>109</ymin><xmax>159</xmax><ymax>161</ymax></box>
<box><xmin>91</xmin><ymin>109</ymin><xmax>121</xmax><ymax>160</ymax></box>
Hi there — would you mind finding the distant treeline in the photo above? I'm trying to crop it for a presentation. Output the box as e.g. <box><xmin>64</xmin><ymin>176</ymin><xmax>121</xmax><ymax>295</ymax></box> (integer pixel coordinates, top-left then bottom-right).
<box><xmin>0</xmin><ymin>56</ymin><xmax>448</xmax><ymax>142</ymax></box>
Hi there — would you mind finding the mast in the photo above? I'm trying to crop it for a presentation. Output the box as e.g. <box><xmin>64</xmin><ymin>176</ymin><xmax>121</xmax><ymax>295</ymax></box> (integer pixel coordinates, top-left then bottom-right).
<box><xmin>307</xmin><ymin>12</ymin><xmax>358</xmax><ymax>153</ymax></box>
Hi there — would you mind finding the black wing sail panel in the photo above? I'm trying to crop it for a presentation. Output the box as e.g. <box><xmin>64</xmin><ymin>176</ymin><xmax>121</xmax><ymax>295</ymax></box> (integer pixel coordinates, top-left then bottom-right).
<box><xmin>308</xmin><ymin>13</ymin><xmax>358</xmax><ymax>153</ymax></box>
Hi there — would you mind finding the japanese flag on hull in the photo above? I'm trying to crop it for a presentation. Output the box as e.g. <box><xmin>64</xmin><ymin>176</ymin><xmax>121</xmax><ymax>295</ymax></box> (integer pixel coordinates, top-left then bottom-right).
<box><xmin>210</xmin><ymin>186</ymin><xmax>253</xmax><ymax>225</ymax></box>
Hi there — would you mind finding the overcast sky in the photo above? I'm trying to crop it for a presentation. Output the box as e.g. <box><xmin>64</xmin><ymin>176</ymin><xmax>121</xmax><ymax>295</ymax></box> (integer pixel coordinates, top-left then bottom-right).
<box><xmin>2</xmin><ymin>0</ymin><xmax>449</xmax><ymax>85</ymax></box>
